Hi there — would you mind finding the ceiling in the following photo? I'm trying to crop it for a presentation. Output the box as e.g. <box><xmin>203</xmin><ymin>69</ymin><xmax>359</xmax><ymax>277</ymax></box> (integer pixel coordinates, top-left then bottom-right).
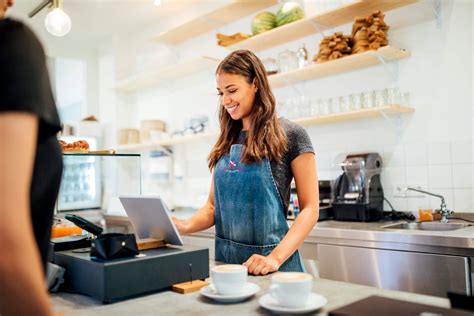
<box><xmin>7</xmin><ymin>0</ymin><xmax>210</xmax><ymax>56</ymax></box>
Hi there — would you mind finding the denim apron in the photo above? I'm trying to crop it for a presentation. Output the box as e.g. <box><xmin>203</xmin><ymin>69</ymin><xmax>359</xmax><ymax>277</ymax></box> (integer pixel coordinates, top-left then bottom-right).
<box><xmin>214</xmin><ymin>144</ymin><xmax>304</xmax><ymax>272</ymax></box>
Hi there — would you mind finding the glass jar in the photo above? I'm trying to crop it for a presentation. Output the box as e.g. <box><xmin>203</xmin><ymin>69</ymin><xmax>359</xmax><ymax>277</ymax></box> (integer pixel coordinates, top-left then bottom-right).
<box><xmin>278</xmin><ymin>49</ymin><xmax>298</xmax><ymax>73</ymax></box>
<box><xmin>262</xmin><ymin>57</ymin><xmax>278</xmax><ymax>76</ymax></box>
<box><xmin>296</xmin><ymin>44</ymin><xmax>308</xmax><ymax>69</ymax></box>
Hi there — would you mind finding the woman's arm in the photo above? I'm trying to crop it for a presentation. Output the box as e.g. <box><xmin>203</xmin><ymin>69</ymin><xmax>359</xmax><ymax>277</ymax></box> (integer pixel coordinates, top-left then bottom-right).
<box><xmin>244</xmin><ymin>152</ymin><xmax>319</xmax><ymax>275</ymax></box>
<box><xmin>172</xmin><ymin>175</ymin><xmax>215</xmax><ymax>235</ymax></box>
<box><xmin>0</xmin><ymin>113</ymin><xmax>53</xmax><ymax>315</ymax></box>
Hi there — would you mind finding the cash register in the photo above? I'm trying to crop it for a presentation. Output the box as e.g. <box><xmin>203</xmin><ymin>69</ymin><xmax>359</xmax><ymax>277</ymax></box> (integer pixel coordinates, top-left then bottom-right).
<box><xmin>51</xmin><ymin>197</ymin><xmax>209</xmax><ymax>303</ymax></box>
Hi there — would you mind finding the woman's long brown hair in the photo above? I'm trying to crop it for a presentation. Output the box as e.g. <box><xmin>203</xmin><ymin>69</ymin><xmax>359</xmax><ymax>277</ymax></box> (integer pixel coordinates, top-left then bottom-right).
<box><xmin>208</xmin><ymin>50</ymin><xmax>287</xmax><ymax>170</ymax></box>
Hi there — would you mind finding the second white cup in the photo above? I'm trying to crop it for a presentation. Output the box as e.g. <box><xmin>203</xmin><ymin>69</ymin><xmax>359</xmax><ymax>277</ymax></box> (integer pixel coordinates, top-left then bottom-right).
<box><xmin>211</xmin><ymin>264</ymin><xmax>247</xmax><ymax>296</ymax></box>
<box><xmin>269</xmin><ymin>272</ymin><xmax>313</xmax><ymax>308</ymax></box>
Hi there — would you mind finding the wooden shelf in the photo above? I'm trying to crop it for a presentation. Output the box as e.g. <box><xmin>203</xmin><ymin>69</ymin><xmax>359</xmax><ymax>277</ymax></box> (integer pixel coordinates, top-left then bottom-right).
<box><xmin>268</xmin><ymin>46</ymin><xmax>409</xmax><ymax>88</ymax></box>
<box><xmin>117</xmin><ymin>132</ymin><xmax>218</xmax><ymax>151</ymax></box>
<box><xmin>293</xmin><ymin>105</ymin><xmax>414</xmax><ymax>126</ymax></box>
<box><xmin>117</xmin><ymin>105</ymin><xmax>413</xmax><ymax>151</ymax></box>
<box><xmin>226</xmin><ymin>0</ymin><xmax>418</xmax><ymax>52</ymax></box>
<box><xmin>115</xmin><ymin>56</ymin><xmax>220</xmax><ymax>93</ymax></box>
<box><xmin>151</xmin><ymin>0</ymin><xmax>278</xmax><ymax>45</ymax></box>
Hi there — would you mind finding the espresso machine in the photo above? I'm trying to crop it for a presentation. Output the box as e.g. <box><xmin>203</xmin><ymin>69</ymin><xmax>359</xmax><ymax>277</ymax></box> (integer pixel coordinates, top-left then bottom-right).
<box><xmin>333</xmin><ymin>153</ymin><xmax>384</xmax><ymax>221</ymax></box>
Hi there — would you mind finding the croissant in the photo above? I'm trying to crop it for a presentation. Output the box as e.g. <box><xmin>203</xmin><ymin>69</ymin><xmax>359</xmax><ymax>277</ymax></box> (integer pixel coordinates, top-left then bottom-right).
<box><xmin>59</xmin><ymin>140</ymin><xmax>90</xmax><ymax>152</ymax></box>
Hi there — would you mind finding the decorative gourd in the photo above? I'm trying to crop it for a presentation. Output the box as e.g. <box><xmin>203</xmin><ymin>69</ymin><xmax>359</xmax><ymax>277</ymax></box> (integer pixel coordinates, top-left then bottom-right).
<box><xmin>276</xmin><ymin>2</ymin><xmax>305</xmax><ymax>27</ymax></box>
<box><xmin>251</xmin><ymin>12</ymin><xmax>277</xmax><ymax>35</ymax></box>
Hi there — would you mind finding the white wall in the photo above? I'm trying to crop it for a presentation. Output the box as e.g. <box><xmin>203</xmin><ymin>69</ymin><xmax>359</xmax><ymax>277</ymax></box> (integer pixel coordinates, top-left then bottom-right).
<box><xmin>104</xmin><ymin>0</ymin><xmax>473</xmax><ymax>214</ymax></box>
<box><xmin>51</xmin><ymin>50</ymin><xmax>99</xmax><ymax>122</ymax></box>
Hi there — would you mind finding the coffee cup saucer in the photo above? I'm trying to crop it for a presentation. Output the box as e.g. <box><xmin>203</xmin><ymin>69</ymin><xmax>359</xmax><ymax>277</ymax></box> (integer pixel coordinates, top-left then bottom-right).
<box><xmin>259</xmin><ymin>292</ymin><xmax>327</xmax><ymax>314</ymax></box>
<box><xmin>200</xmin><ymin>282</ymin><xmax>260</xmax><ymax>303</ymax></box>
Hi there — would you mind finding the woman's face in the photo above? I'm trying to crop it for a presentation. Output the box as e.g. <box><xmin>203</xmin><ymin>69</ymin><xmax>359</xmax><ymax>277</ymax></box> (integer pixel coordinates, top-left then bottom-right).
<box><xmin>0</xmin><ymin>0</ymin><xmax>13</xmax><ymax>18</ymax></box>
<box><xmin>216</xmin><ymin>72</ymin><xmax>257</xmax><ymax>123</ymax></box>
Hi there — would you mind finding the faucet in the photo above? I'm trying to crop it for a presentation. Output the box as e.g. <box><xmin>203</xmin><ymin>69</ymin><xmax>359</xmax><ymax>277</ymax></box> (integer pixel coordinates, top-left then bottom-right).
<box><xmin>404</xmin><ymin>187</ymin><xmax>453</xmax><ymax>223</ymax></box>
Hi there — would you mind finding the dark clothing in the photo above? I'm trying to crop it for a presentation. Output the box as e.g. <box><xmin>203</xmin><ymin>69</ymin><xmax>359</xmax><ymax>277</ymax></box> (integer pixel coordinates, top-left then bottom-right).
<box><xmin>237</xmin><ymin>118</ymin><xmax>315</xmax><ymax>214</ymax></box>
<box><xmin>0</xmin><ymin>19</ymin><xmax>63</xmax><ymax>270</ymax></box>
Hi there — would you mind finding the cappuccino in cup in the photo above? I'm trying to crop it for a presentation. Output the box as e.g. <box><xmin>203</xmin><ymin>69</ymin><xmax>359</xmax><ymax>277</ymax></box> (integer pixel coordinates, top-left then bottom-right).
<box><xmin>269</xmin><ymin>272</ymin><xmax>313</xmax><ymax>308</ymax></box>
<box><xmin>211</xmin><ymin>264</ymin><xmax>247</xmax><ymax>295</ymax></box>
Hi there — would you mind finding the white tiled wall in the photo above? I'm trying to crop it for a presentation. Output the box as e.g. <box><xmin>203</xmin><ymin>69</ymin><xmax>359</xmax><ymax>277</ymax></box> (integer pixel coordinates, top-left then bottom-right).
<box><xmin>315</xmin><ymin>138</ymin><xmax>473</xmax><ymax>214</ymax></box>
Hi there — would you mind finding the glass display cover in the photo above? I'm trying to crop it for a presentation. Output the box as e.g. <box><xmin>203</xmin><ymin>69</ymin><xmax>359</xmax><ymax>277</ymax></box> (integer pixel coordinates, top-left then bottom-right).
<box><xmin>57</xmin><ymin>153</ymin><xmax>141</xmax><ymax>212</ymax></box>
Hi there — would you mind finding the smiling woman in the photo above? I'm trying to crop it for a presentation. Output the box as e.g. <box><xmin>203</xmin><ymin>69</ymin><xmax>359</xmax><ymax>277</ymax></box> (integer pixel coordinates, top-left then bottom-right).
<box><xmin>173</xmin><ymin>50</ymin><xmax>320</xmax><ymax>276</ymax></box>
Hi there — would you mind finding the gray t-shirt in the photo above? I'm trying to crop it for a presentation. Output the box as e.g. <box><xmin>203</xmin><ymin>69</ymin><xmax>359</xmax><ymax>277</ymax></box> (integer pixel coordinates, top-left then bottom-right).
<box><xmin>237</xmin><ymin>118</ymin><xmax>315</xmax><ymax>214</ymax></box>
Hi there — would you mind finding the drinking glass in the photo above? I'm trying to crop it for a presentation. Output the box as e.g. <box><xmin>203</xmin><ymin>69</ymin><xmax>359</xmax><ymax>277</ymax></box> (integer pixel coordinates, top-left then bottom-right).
<box><xmin>329</xmin><ymin>97</ymin><xmax>340</xmax><ymax>113</ymax></box>
<box><xmin>319</xmin><ymin>99</ymin><xmax>330</xmax><ymax>115</ymax></box>
<box><xmin>374</xmin><ymin>89</ymin><xmax>388</xmax><ymax>107</ymax></box>
<box><xmin>350</xmin><ymin>93</ymin><xmax>362</xmax><ymax>110</ymax></box>
<box><xmin>387</xmin><ymin>87</ymin><xmax>401</xmax><ymax>105</ymax></box>
<box><xmin>309</xmin><ymin>97</ymin><xmax>320</xmax><ymax>117</ymax></box>
<box><xmin>339</xmin><ymin>95</ymin><xmax>351</xmax><ymax>112</ymax></box>
<box><xmin>362</xmin><ymin>91</ymin><xmax>375</xmax><ymax>108</ymax></box>
<box><xmin>299</xmin><ymin>95</ymin><xmax>311</xmax><ymax>118</ymax></box>
<box><xmin>287</xmin><ymin>97</ymin><xmax>299</xmax><ymax>119</ymax></box>
<box><xmin>401</xmin><ymin>92</ymin><xmax>410</xmax><ymax>106</ymax></box>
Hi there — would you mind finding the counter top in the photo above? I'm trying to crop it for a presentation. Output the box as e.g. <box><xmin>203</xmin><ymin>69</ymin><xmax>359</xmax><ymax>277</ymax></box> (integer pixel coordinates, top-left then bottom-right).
<box><xmin>51</xmin><ymin>261</ymin><xmax>451</xmax><ymax>315</ymax></box>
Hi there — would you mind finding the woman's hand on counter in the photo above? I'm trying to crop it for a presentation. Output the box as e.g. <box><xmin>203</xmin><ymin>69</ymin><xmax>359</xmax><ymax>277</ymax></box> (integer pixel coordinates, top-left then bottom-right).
<box><xmin>243</xmin><ymin>254</ymin><xmax>281</xmax><ymax>276</ymax></box>
<box><xmin>172</xmin><ymin>216</ymin><xmax>190</xmax><ymax>235</ymax></box>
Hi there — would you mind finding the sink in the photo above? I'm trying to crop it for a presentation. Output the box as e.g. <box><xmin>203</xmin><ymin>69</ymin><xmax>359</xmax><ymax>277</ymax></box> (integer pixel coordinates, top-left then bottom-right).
<box><xmin>383</xmin><ymin>222</ymin><xmax>472</xmax><ymax>231</ymax></box>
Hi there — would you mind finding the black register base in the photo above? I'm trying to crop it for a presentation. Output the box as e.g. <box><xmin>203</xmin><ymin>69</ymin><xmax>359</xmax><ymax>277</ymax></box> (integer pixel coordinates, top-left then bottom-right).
<box><xmin>53</xmin><ymin>245</ymin><xmax>209</xmax><ymax>303</ymax></box>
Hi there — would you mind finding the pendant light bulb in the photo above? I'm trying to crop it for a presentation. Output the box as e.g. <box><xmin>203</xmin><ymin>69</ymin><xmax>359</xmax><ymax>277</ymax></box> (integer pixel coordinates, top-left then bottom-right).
<box><xmin>45</xmin><ymin>0</ymin><xmax>71</xmax><ymax>37</ymax></box>
<box><xmin>154</xmin><ymin>0</ymin><xmax>161</xmax><ymax>6</ymax></box>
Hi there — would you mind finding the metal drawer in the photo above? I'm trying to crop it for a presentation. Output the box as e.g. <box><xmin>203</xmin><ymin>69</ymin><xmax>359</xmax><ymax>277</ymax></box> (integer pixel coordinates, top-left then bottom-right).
<box><xmin>317</xmin><ymin>244</ymin><xmax>470</xmax><ymax>297</ymax></box>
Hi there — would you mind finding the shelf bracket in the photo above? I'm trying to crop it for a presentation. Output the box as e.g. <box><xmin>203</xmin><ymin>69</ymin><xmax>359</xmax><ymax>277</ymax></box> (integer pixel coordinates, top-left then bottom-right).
<box><xmin>151</xmin><ymin>40</ymin><xmax>181</xmax><ymax>64</ymax></box>
<box><xmin>432</xmin><ymin>0</ymin><xmax>442</xmax><ymax>29</ymax></box>
<box><xmin>280</xmin><ymin>76</ymin><xmax>304</xmax><ymax>97</ymax></box>
<box><xmin>372</xmin><ymin>50</ymin><xmax>399</xmax><ymax>86</ymax></box>
<box><xmin>154</xmin><ymin>75</ymin><xmax>175</xmax><ymax>92</ymax></box>
<box><xmin>160</xmin><ymin>43</ymin><xmax>181</xmax><ymax>64</ymax></box>
<box><xmin>309</xmin><ymin>20</ymin><xmax>329</xmax><ymax>38</ymax></box>
<box><xmin>378</xmin><ymin>109</ymin><xmax>404</xmax><ymax>135</ymax></box>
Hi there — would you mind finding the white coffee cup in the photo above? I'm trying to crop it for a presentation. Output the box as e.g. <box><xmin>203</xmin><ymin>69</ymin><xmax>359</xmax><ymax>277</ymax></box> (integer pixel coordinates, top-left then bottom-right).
<box><xmin>269</xmin><ymin>272</ymin><xmax>313</xmax><ymax>308</ymax></box>
<box><xmin>211</xmin><ymin>264</ymin><xmax>247</xmax><ymax>295</ymax></box>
